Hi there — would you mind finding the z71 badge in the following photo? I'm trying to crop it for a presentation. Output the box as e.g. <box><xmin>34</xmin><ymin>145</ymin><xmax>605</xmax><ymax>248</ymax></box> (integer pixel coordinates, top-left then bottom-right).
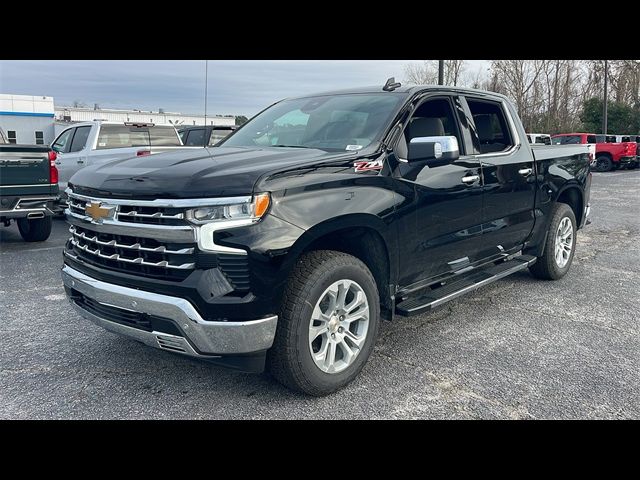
<box><xmin>353</xmin><ymin>159</ymin><xmax>384</xmax><ymax>172</ymax></box>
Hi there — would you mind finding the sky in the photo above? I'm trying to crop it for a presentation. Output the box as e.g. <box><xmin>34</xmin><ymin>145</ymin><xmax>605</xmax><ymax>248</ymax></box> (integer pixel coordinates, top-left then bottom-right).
<box><xmin>0</xmin><ymin>60</ymin><xmax>490</xmax><ymax>117</ymax></box>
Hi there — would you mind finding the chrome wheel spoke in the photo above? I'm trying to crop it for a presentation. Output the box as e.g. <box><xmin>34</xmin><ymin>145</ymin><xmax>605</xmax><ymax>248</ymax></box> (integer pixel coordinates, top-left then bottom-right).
<box><xmin>344</xmin><ymin>329</ymin><xmax>365</xmax><ymax>348</ymax></box>
<box><xmin>339</xmin><ymin>340</ymin><xmax>355</xmax><ymax>365</ymax></box>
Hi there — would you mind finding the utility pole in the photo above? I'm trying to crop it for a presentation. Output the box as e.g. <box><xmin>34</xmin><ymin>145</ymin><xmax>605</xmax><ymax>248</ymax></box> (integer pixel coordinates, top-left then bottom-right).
<box><xmin>204</xmin><ymin>60</ymin><xmax>208</xmax><ymax>127</ymax></box>
<box><xmin>438</xmin><ymin>60</ymin><xmax>444</xmax><ymax>85</ymax></box>
<box><xmin>602</xmin><ymin>59</ymin><xmax>608</xmax><ymax>135</ymax></box>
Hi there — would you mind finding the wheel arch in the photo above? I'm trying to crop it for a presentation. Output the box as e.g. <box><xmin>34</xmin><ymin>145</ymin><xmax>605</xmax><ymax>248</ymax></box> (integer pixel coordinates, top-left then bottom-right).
<box><xmin>280</xmin><ymin>213</ymin><xmax>398</xmax><ymax>315</ymax></box>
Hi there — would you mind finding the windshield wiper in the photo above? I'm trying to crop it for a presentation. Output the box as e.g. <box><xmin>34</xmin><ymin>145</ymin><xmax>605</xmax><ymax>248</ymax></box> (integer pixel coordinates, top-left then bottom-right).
<box><xmin>271</xmin><ymin>144</ymin><xmax>312</xmax><ymax>149</ymax></box>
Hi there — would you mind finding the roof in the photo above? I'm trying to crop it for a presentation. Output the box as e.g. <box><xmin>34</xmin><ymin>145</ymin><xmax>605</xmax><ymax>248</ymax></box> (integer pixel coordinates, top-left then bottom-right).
<box><xmin>286</xmin><ymin>84</ymin><xmax>511</xmax><ymax>101</ymax></box>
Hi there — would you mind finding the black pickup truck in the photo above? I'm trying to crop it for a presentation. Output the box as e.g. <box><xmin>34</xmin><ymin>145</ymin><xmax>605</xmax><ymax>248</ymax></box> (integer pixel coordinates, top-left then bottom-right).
<box><xmin>0</xmin><ymin>127</ymin><xmax>59</xmax><ymax>241</ymax></box>
<box><xmin>61</xmin><ymin>83</ymin><xmax>591</xmax><ymax>395</ymax></box>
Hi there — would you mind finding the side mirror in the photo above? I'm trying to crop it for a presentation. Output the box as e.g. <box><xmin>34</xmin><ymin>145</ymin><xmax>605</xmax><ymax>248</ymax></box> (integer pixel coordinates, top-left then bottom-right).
<box><xmin>408</xmin><ymin>136</ymin><xmax>459</xmax><ymax>163</ymax></box>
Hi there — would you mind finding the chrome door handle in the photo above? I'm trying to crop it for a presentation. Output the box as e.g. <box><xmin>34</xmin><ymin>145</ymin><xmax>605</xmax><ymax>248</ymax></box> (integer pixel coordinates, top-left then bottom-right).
<box><xmin>461</xmin><ymin>175</ymin><xmax>480</xmax><ymax>184</ymax></box>
<box><xmin>518</xmin><ymin>167</ymin><xmax>533</xmax><ymax>176</ymax></box>
<box><xmin>77</xmin><ymin>160</ymin><xmax>85</xmax><ymax>164</ymax></box>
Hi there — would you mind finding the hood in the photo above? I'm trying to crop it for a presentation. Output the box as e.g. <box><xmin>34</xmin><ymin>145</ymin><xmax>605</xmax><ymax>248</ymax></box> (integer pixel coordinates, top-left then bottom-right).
<box><xmin>69</xmin><ymin>146</ymin><xmax>355</xmax><ymax>198</ymax></box>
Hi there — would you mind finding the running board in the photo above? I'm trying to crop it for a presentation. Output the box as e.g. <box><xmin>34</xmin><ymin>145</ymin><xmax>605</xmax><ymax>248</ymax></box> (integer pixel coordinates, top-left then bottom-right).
<box><xmin>395</xmin><ymin>255</ymin><xmax>536</xmax><ymax>317</ymax></box>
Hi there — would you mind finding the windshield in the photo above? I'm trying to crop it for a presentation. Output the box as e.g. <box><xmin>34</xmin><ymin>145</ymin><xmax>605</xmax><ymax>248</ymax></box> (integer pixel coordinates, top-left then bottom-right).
<box><xmin>220</xmin><ymin>94</ymin><xmax>405</xmax><ymax>152</ymax></box>
<box><xmin>552</xmin><ymin>135</ymin><xmax>582</xmax><ymax>145</ymax></box>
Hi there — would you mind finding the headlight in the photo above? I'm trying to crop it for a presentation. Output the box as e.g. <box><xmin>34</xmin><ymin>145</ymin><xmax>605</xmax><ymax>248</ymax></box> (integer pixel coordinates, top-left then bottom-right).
<box><xmin>186</xmin><ymin>193</ymin><xmax>270</xmax><ymax>224</ymax></box>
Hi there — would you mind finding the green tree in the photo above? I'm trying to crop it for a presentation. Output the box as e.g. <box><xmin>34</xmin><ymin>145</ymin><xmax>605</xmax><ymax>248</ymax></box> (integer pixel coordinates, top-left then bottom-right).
<box><xmin>580</xmin><ymin>97</ymin><xmax>640</xmax><ymax>134</ymax></box>
<box><xmin>235</xmin><ymin>115</ymin><xmax>248</xmax><ymax>126</ymax></box>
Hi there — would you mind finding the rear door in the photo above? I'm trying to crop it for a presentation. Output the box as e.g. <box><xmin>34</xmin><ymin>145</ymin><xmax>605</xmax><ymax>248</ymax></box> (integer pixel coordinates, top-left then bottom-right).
<box><xmin>462</xmin><ymin>95</ymin><xmax>536</xmax><ymax>256</ymax></box>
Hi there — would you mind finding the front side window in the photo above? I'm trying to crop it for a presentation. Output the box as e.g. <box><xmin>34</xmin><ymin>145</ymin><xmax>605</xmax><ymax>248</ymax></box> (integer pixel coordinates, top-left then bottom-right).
<box><xmin>586</xmin><ymin>135</ymin><xmax>597</xmax><ymax>144</ymax></box>
<box><xmin>53</xmin><ymin>128</ymin><xmax>74</xmax><ymax>153</ymax></box>
<box><xmin>220</xmin><ymin>93</ymin><xmax>406</xmax><ymax>152</ymax></box>
<box><xmin>69</xmin><ymin>126</ymin><xmax>91</xmax><ymax>152</ymax></box>
<box><xmin>466</xmin><ymin>98</ymin><xmax>514</xmax><ymax>154</ymax></box>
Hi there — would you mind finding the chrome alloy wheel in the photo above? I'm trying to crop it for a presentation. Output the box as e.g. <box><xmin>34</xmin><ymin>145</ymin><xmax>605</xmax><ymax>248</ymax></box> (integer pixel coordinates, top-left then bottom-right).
<box><xmin>555</xmin><ymin>217</ymin><xmax>574</xmax><ymax>268</ymax></box>
<box><xmin>308</xmin><ymin>279</ymin><xmax>370</xmax><ymax>374</ymax></box>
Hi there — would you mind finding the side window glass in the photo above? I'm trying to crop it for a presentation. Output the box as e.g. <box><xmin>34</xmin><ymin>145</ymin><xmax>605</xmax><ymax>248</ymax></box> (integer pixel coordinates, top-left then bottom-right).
<box><xmin>586</xmin><ymin>135</ymin><xmax>597</xmax><ymax>144</ymax></box>
<box><xmin>184</xmin><ymin>129</ymin><xmax>205</xmax><ymax>146</ymax></box>
<box><xmin>466</xmin><ymin>98</ymin><xmax>515</xmax><ymax>154</ymax></box>
<box><xmin>53</xmin><ymin>128</ymin><xmax>75</xmax><ymax>153</ymax></box>
<box><xmin>69</xmin><ymin>126</ymin><xmax>91</xmax><ymax>152</ymax></box>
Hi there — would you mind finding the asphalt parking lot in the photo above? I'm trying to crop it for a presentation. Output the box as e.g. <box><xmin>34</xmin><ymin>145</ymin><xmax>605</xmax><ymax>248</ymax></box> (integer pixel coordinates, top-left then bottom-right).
<box><xmin>1</xmin><ymin>171</ymin><xmax>638</xmax><ymax>419</ymax></box>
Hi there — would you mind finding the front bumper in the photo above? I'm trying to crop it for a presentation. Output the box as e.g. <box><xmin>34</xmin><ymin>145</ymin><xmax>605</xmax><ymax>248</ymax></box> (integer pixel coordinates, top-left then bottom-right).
<box><xmin>61</xmin><ymin>265</ymin><xmax>278</xmax><ymax>358</ymax></box>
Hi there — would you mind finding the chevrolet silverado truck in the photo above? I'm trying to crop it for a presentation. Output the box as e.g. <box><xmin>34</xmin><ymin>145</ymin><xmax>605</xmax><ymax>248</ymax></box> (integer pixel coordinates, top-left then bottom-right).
<box><xmin>551</xmin><ymin>133</ymin><xmax>636</xmax><ymax>171</ymax></box>
<box><xmin>1</xmin><ymin>127</ymin><xmax>59</xmax><ymax>241</ymax></box>
<box><xmin>61</xmin><ymin>83</ymin><xmax>592</xmax><ymax>395</ymax></box>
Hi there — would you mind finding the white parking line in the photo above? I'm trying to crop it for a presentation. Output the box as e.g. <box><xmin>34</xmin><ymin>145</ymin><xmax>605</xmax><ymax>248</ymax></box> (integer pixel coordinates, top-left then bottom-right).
<box><xmin>0</xmin><ymin>245</ymin><xmax>63</xmax><ymax>255</ymax></box>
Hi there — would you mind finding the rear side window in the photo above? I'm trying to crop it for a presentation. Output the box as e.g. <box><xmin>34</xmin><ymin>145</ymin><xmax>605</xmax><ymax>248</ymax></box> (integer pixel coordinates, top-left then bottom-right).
<box><xmin>535</xmin><ymin>136</ymin><xmax>551</xmax><ymax>145</ymax></box>
<box><xmin>209</xmin><ymin>129</ymin><xmax>233</xmax><ymax>145</ymax></box>
<box><xmin>586</xmin><ymin>135</ymin><xmax>597</xmax><ymax>144</ymax></box>
<box><xmin>96</xmin><ymin>125</ymin><xmax>181</xmax><ymax>149</ymax></box>
<box><xmin>184</xmin><ymin>129</ymin><xmax>206</xmax><ymax>146</ymax></box>
<box><xmin>149</xmin><ymin>127</ymin><xmax>181</xmax><ymax>146</ymax></box>
<box><xmin>466</xmin><ymin>98</ymin><xmax>514</xmax><ymax>154</ymax></box>
<box><xmin>53</xmin><ymin>128</ymin><xmax>75</xmax><ymax>153</ymax></box>
<box><xmin>552</xmin><ymin>135</ymin><xmax>582</xmax><ymax>145</ymax></box>
<box><xmin>69</xmin><ymin>126</ymin><xmax>91</xmax><ymax>152</ymax></box>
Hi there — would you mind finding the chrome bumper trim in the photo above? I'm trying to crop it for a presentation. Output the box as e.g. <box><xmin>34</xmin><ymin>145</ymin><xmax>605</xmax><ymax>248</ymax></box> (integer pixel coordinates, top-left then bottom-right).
<box><xmin>61</xmin><ymin>265</ymin><xmax>278</xmax><ymax>355</ymax></box>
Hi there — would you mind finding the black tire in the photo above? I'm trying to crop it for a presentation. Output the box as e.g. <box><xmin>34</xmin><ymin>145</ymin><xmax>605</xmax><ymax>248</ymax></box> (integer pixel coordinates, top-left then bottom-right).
<box><xmin>594</xmin><ymin>155</ymin><xmax>612</xmax><ymax>172</ymax></box>
<box><xmin>628</xmin><ymin>161</ymin><xmax>638</xmax><ymax>170</ymax></box>
<box><xmin>267</xmin><ymin>250</ymin><xmax>380</xmax><ymax>396</ymax></box>
<box><xmin>529</xmin><ymin>203</ymin><xmax>576</xmax><ymax>280</ymax></box>
<box><xmin>17</xmin><ymin>216</ymin><xmax>52</xmax><ymax>242</ymax></box>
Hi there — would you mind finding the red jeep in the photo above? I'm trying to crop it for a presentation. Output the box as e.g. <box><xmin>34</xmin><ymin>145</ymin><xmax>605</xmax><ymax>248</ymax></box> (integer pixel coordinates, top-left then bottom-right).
<box><xmin>551</xmin><ymin>133</ymin><xmax>637</xmax><ymax>172</ymax></box>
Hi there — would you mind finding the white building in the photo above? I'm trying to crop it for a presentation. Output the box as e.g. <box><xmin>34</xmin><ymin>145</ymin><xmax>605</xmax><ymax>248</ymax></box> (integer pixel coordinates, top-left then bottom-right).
<box><xmin>54</xmin><ymin>106</ymin><xmax>236</xmax><ymax>128</ymax></box>
<box><xmin>0</xmin><ymin>93</ymin><xmax>237</xmax><ymax>144</ymax></box>
<box><xmin>0</xmin><ymin>94</ymin><xmax>56</xmax><ymax>144</ymax></box>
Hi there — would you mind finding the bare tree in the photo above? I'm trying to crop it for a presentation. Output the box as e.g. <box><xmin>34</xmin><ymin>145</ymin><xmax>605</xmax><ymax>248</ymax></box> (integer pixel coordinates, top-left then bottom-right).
<box><xmin>403</xmin><ymin>60</ymin><xmax>467</xmax><ymax>86</ymax></box>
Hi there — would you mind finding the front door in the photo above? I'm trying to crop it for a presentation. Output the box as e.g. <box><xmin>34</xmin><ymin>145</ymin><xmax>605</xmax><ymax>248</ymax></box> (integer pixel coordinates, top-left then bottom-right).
<box><xmin>463</xmin><ymin>96</ymin><xmax>536</xmax><ymax>256</ymax></box>
<box><xmin>53</xmin><ymin>125</ymin><xmax>92</xmax><ymax>191</ymax></box>
<box><xmin>391</xmin><ymin>96</ymin><xmax>485</xmax><ymax>288</ymax></box>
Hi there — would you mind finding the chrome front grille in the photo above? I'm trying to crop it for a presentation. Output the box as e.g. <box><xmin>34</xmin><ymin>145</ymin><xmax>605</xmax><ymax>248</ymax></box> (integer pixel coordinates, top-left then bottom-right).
<box><xmin>66</xmin><ymin>224</ymin><xmax>197</xmax><ymax>280</ymax></box>
<box><xmin>68</xmin><ymin>195</ymin><xmax>186</xmax><ymax>226</ymax></box>
<box><xmin>64</xmin><ymin>189</ymin><xmax>251</xmax><ymax>289</ymax></box>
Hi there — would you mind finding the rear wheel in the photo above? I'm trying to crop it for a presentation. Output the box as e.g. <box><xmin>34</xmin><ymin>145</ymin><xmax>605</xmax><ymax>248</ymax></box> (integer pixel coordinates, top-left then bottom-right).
<box><xmin>267</xmin><ymin>250</ymin><xmax>380</xmax><ymax>396</ymax></box>
<box><xmin>17</xmin><ymin>216</ymin><xmax>52</xmax><ymax>242</ymax></box>
<box><xmin>594</xmin><ymin>155</ymin><xmax>613</xmax><ymax>172</ymax></box>
<box><xmin>529</xmin><ymin>203</ymin><xmax>576</xmax><ymax>280</ymax></box>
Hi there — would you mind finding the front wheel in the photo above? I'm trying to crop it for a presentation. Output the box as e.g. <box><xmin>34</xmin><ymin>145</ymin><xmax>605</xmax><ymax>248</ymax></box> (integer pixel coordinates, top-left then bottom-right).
<box><xmin>267</xmin><ymin>250</ymin><xmax>380</xmax><ymax>396</ymax></box>
<box><xmin>529</xmin><ymin>203</ymin><xmax>577</xmax><ymax>280</ymax></box>
<box><xmin>17</xmin><ymin>216</ymin><xmax>52</xmax><ymax>242</ymax></box>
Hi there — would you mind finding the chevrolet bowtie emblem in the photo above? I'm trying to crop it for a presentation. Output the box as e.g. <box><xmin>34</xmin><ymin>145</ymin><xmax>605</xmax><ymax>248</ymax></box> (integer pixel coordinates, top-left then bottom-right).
<box><xmin>85</xmin><ymin>202</ymin><xmax>114</xmax><ymax>223</ymax></box>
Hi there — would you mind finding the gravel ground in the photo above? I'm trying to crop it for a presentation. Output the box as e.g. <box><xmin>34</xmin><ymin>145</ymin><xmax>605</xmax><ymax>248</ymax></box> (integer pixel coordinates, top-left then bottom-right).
<box><xmin>1</xmin><ymin>170</ymin><xmax>638</xmax><ymax>419</ymax></box>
